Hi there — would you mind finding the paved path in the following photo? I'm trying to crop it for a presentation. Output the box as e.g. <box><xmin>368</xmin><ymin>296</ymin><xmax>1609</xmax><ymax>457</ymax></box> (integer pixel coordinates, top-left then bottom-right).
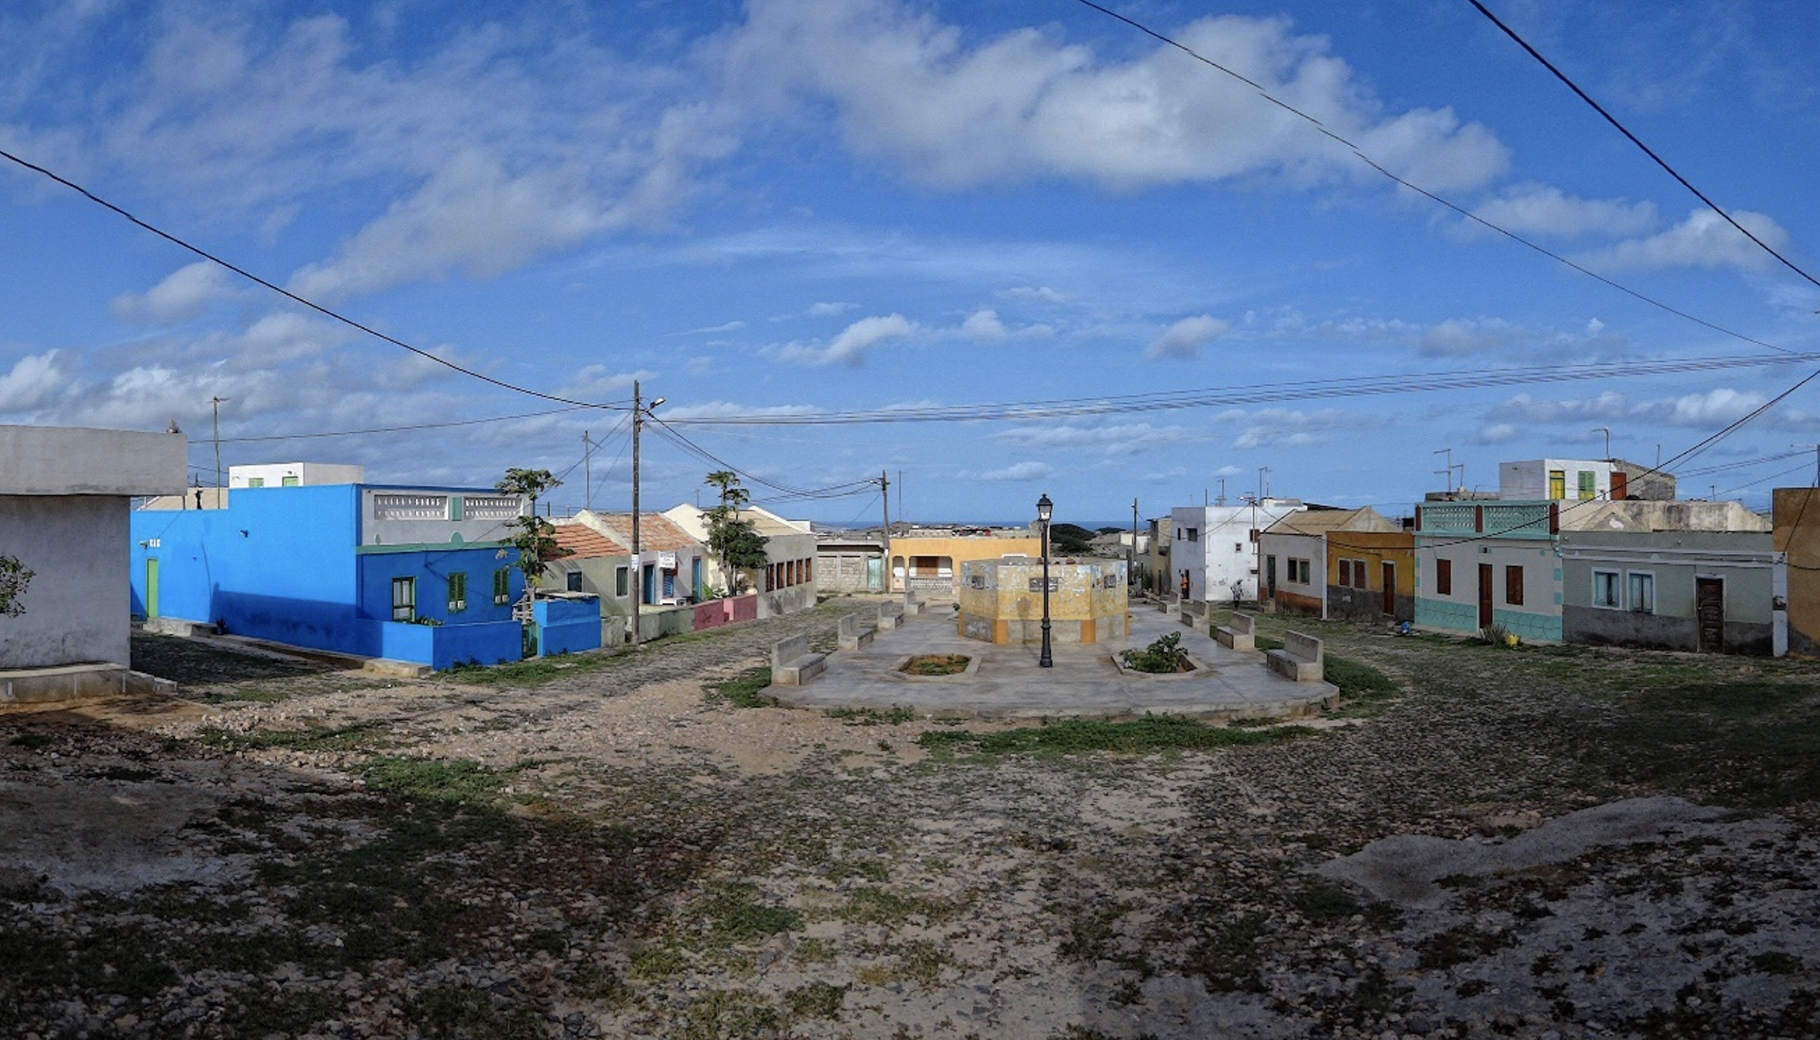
<box><xmin>768</xmin><ymin>599</ymin><xmax>1338</xmax><ymax>718</ymax></box>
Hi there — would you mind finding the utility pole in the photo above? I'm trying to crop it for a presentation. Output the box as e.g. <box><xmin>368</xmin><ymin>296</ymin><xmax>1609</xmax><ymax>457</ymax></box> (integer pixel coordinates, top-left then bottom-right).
<box><xmin>1217</xmin><ymin>478</ymin><xmax>1226</xmax><ymax>506</ymax></box>
<box><xmin>1129</xmin><ymin>496</ymin><xmax>1138</xmax><ymax>589</ymax></box>
<box><xmin>1259</xmin><ymin>466</ymin><xmax>1271</xmax><ymax>501</ymax></box>
<box><xmin>631</xmin><ymin>384</ymin><xmax>642</xmax><ymax>646</ymax></box>
<box><xmin>211</xmin><ymin>395</ymin><xmax>230</xmax><ymax>504</ymax></box>
<box><xmin>1593</xmin><ymin>426</ymin><xmax>1612</xmax><ymax>461</ymax></box>
<box><xmin>1433</xmin><ymin>447</ymin><xmax>1454</xmax><ymax>494</ymax></box>
<box><xmin>879</xmin><ymin>470</ymin><xmax>892</xmax><ymax>593</ymax></box>
<box><xmin>583</xmin><ymin>429</ymin><xmax>591</xmax><ymax>512</ymax></box>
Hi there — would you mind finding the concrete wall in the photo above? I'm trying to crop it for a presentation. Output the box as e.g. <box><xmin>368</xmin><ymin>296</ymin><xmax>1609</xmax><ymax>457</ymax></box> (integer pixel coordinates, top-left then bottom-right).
<box><xmin>1775</xmin><ymin>488</ymin><xmax>1820</xmax><ymax>658</ymax></box>
<box><xmin>1324</xmin><ymin>531</ymin><xmax>1415</xmax><ymax>622</ymax></box>
<box><xmin>1170</xmin><ymin>501</ymin><xmax>1303</xmax><ymax>602</ymax></box>
<box><xmin>0</xmin><ymin>425</ymin><xmax>187</xmax><ymax>496</ymax></box>
<box><xmin>1500</xmin><ymin>459</ymin><xmax>1613</xmax><ymax>501</ymax></box>
<box><xmin>0</xmin><ymin>496</ymin><xmax>130</xmax><ymax>668</ymax></box>
<box><xmin>888</xmin><ymin>532</ymin><xmax>1042</xmax><ymax>598</ymax></box>
<box><xmin>1260</xmin><ymin>530</ymin><xmax>1324</xmax><ymax>614</ymax></box>
<box><xmin>958</xmin><ymin>559</ymin><xmax>1128</xmax><ymax>644</ymax></box>
<box><xmin>230</xmin><ymin>462</ymin><xmax>366</xmax><ymax>488</ymax></box>
<box><xmin>533</xmin><ymin>595</ymin><xmax>603</xmax><ymax>657</ymax></box>
<box><xmin>817</xmin><ymin>549</ymin><xmax>884</xmax><ymax>594</ymax></box>
<box><xmin>1416</xmin><ymin>538</ymin><xmax>1563</xmax><ymax>640</ymax></box>
<box><xmin>1562</xmin><ymin>530</ymin><xmax>1777</xmax><ymax>655</ymax></box>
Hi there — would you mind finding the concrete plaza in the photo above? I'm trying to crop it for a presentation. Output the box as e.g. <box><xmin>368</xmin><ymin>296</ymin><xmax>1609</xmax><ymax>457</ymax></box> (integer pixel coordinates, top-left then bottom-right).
<box><xmin>768</xmin><ymin>599</ymin><xmax>1340</xmax><ymax>719</ymax></box>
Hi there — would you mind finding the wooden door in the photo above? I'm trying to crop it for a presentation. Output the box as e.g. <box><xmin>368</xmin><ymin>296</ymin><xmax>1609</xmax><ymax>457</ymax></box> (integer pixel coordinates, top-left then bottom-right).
<box><xmin>1477</xmin><ymin>564</ymin><xmax>1494</xmax><ymax>628</ymax></box>
<box><xmin>145</xmin><ymin>558</ymin><xmax>160</xmax><ymax>619</ymax></box>
<box><xmin>1695</xmin><ymin>577</ymin><xmax>1724</xmax><ymax>653</ymax></box>
<box><xmin>1381</xmin><ymin>561</ymin><xmax>1396</xmax><ymax>616</ymax></box>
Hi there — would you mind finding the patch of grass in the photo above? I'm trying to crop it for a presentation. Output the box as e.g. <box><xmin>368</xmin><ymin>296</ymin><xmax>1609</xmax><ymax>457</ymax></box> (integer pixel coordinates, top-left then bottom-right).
<box><xmin>8</xmin><ymin>732</ymin><xmax>52</xmax><ymax>749</ymax></box>
<box><xmin>826</xmin><ymin>705</ymin><xmax>918</xmax><ymax>726</ymax></box>
<box><xmin>917</xmin><ymin>715</ymin><xmax>1311</xmax><ymax>758</ymax></box>
<box><xmin>1292</xmin><ymin>879</ymin><xmax>1362</xmax><ymax>922</ymax></box>
<box><xmin>1254</xmin><ymin>634</ymin><xmax>1285</xmax><ymax>652</ymax></box>
<box><xmin>1323</xmin><ymin>654</ymin><xmax>1400</xmax><ymax>710</ymax></box>
<box><xmin>1751</xmin><ymin>950</ymin><xmax>1803</xmax><ymax>975</ymax></box>
<box><xmin>705</xmin><ymin>665</ymin><xmax>775</xmax><ymax>708</ymax></box>
<box><xmin>695</xmin><ymin>883</ymin><xmax>803</xmax><ymax>945</ymax></box>
<box><xmin>1119</xmin><ymin>631</ymin><xmax>1193</xmax><ymax>673</ymax></box>
<box><xmin>355</xmin><ymin>756</ymin><xmax>515</xmax><ymax>805</ymax></box>
<box><xmin>568</xmin><ymin>963</ymin><xmax>630</xmax><ymax>1004</ymax></box>
<box><xmin>405</xmin><ymin>983</ymin><xmax>546</xmax><ymax>1040</ymax></box>
<box><xmin>838</xmin><ymin>885</ymin><xmax>960</xmax><ymax>926</ymax></box>
<box><xmin>901</xmin><ymin>654</ymin><xmax>970</xmax><ymax>676</ymax></box>
<box><xmin>630</xmin><ymin>943</ymin><xmax>691</xmax><ymax>979</ymax></box>
<box><xmin>794</xmin><ymin>937</ymin><xmax>836</xmax><ymax>964</ymax></box>
<box><xmin>1183</xmin><ymin>911</ymin><xmax>1270</xmax><ymax>993</ymax></box>
<box><xmin>785</xmin><ymin>980</ymin><xmax>848</xmax><ymax>1020</ymax></box>
<box><xmin>676</xmin><ymin>989</ymin><xmax>780</xmax><ymax>1040</ymax></box>
<box><xmin>1589</xmin><ymin>679</ymin><xmax>1820</xmax><ymax>807</ymax></box>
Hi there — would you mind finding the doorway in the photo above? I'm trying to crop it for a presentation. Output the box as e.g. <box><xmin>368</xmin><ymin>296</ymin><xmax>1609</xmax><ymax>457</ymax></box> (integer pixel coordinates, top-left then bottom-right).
<box><xmin>1477</xmin><ymin>564</ymin><xmax>1494</xmax><ymax>628</ymax></box>
<box><xmin>1381</xmin><ymin>561</ymin><xmax>1396</xmax><ymax>616</ymax></box>
<box><xmin>1695</xmin><ymin>576</ymin><xmax>1724</xmax><ymax>653</ymax></box>
<box><xmin>145</xmin><ymin>558</ymin><xmax>160</xmax><ymax>618</ymax></box>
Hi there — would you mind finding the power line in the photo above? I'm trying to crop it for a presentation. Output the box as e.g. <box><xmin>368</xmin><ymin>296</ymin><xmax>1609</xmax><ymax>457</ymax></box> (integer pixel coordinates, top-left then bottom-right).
<box><xmin>0</xmin><ymin>146</ymin><xmax>630</xmax><ymax>411</ymax></box>
<box><xmin>663</xmin><ymin>350</ymin><xmax>1816</xmax><ymax>427</ymax></box>
<box><xmin>1067</xmin><ymin>1</ymin><xmax>1803</xmax><ymax>356</ymax></box>
<box><xmin>1465</xmin><ymin>0</ymin><xmax>1820</xmax><ymax>291</ymax></box>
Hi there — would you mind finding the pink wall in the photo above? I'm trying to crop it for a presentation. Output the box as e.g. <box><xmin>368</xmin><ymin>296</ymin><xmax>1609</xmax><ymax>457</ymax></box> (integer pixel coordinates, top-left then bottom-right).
<box><xmin>694</xmin><ymin>594</ymin><xmax>759</xmax><ymax>631</ymax></box>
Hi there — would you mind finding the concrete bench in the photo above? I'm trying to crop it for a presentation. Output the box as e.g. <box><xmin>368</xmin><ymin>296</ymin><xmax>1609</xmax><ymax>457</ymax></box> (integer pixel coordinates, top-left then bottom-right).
<box><xmin>1216</xmin><ymin>611</ymin><xmax>1256</xmax><ymax>651</ymax></box>
<box><xmin>875</xmin><ymin>601</ymin><xmax>905</xmax><ymax>631</ymax></box>
<box><xmin>903</xmin><ymin>590</ymin><xmax>924</xmax><ymax>616</ymax></box>
<box><xmin>1266</xmin><ymin>629</ymin><xmax>1323</xmax><ymax>682</ymax></box>
<box><xmin>838</xmin><ymin>612</ymin><xmax>874</xmax><ymax>651</ymax></box>
<box><xmin>1181</xmin><ymin>599</ymin><xmax>1206</xmax><ymax>626</ymax></box>
<box><xmin>771</xmin><ymin>633</ymin><xmax>826</xmax><ymax>685</ymax></box>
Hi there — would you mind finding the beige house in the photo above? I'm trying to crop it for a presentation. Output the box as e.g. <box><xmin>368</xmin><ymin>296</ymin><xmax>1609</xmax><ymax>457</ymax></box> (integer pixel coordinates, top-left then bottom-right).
<box><xmin>663</xmin><ymin>503</ymin><xmax>818</xmax><ymax>617</ymax></box>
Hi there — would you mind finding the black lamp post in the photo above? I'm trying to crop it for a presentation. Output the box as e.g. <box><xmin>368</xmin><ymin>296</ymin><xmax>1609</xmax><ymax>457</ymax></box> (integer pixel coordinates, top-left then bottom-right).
<box><xmin>1037</xmin><ymin>493</ymin><xmax>1053</xmax><ymax>668</ymax></box>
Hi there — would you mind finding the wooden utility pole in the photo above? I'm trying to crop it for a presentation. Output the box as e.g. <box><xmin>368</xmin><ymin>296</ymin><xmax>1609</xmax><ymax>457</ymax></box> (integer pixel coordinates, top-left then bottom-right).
<box><xmin>583</xmin><ymin>429</ymin><xmax>591</xmax><ymax>512</ymax></box>
<box><xmin>1129</xmin><ymin>497</ymin><xmax>1139</xmax><ymax>589</ymax></box>
<box><xmin>631</xmin><ymin>384</ymin><xmax>642</xmax><ymax>647</ymax></box>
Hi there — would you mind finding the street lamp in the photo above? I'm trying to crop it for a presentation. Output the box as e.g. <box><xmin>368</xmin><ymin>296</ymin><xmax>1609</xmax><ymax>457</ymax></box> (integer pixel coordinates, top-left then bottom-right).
<box><xmin>1036</xmin><ymin>493</ymin><xmax>1053</xmax><ymax>668</ymax></box>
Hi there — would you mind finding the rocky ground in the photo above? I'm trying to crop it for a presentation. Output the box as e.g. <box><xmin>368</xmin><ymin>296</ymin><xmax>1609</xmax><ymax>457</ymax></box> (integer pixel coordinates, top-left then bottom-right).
<box><xmin>3</xmin><ymin>598</ymin><xmax>1819</xmax><ymax>1039</ymax></box>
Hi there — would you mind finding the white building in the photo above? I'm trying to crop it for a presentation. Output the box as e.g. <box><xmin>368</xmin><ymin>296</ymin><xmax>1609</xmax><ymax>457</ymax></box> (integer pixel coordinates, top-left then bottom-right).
<box><xmin>229</xmin><ymin>462</ymin><xmax>367</xmax><ymax>488</ymax></box>
<box><xmin>1498</xmin><ymin>459</ymin><xmax>1617</xmax><ymax>502</ymax></box>
<box><xmin>1</xmin><ymin>425</ymin><xmax>187</xmax><ymax>694</ymax></box>
<box><xmin>1169</xmin><ymin>498</ymin><xmax>1306</xmax><ymax>602</ymax></box>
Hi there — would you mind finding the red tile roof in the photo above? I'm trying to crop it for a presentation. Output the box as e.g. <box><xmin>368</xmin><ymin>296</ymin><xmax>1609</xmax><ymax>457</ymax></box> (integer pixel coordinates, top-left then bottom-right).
<box><xmin>587</xmin><ymin>512</ymin><xmax>701</xmax><ymax>552</ymax></box>
<box><xmin>552</xmin><ymin>523</ymin><xmax>629</xmax><ymax>558</ymax></box>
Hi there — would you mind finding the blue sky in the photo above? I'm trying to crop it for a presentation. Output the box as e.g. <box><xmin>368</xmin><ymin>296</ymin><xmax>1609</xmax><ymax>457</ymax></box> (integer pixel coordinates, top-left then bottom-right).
<box><xmin>4</xmin><ymin>0</ymin><xmax>1818</xmax><ymax>526</ymax></box>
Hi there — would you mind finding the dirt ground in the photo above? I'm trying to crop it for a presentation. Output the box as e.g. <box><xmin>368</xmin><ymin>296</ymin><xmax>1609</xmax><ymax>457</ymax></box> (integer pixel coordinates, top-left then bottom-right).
<box><xmin>4</xmin><ymin>604</ymin><xmax>1819</xmax><ymax>1039</ymax></box>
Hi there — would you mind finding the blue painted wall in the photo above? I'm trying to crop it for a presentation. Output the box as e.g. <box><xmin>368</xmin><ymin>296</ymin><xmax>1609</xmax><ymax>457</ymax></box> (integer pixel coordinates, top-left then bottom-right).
<box><xmin>534</xmin><ymin>596</ymin><xmax>604</xmax><ymax>657</ymax></box>
<box><xmin>130</xmin><ymin>485</ymin><xmax>528</xmax><ymax>669</ymax></box>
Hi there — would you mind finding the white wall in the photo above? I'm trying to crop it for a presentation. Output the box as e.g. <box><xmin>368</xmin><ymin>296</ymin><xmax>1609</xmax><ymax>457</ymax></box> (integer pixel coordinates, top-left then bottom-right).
<box><xmin>1170</xmin><ymin>500</ymin><xmax>1305</xmax><ymax>601</ymax></box>
<box><xmin>0</xmin><ymin>425</ymin><xmax>187</xmax><ymax>496</ymax></box>
<box><xmin>0</xmin><ymin>496</ymin><xmax>131</xmax><ymax>668</ymax></box>
<box><xmin>1500</xmin><ymin>459</ymin><xmax>1614</xmax><ymax>501</ymax></box>
<box><xmin>231</xmin><ymin>462</ymin><xmax>366</xmax><ymax>488</ymax></box>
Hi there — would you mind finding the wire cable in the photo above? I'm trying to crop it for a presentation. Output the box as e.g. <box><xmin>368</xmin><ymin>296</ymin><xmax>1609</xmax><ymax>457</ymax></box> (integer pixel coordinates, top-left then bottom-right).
<box><xmin>1465</xmin><ymin>0</ymin><xmax>1820</xmax><ymax>290</ymax></box>
<box><xmin>0</xmin><ymin>146</ymin><xmax>631</xmax><ymax>411</ymax></box>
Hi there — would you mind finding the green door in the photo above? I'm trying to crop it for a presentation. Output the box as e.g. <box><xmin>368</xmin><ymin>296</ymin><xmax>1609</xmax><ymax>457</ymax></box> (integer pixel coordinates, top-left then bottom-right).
<box><xmin>145</xmin><ymin>558</ymin><xmax>160</xmax><ymax>618</ymax></box>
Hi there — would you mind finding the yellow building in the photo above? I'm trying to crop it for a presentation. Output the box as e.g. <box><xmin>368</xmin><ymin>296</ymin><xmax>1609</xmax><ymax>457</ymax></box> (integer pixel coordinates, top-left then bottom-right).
<box><xmin>1775</xmin><ymin>488</ymin><xmax>1820</xmax><ymax>657</ymax></box>
<box><xmin>889</xmin><ymin>527</ymin><xmax>1042</xmax><ymax>599</ymax></box>
<box><xmin>958</xmin><ymin>559</ymin><xmax>1129</xmax><ymax>644</ymax></box>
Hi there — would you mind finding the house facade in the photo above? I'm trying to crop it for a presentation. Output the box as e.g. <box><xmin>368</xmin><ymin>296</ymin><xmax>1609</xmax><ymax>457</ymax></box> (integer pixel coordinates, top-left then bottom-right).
<box><xmin>1773</xmin><ymin>488</ymin><xmax>1820</xmax><ymax>658</ymax></box>
<box><xmin>663</xmin><ymin>503</ymin><xmax>817</xmax><ymax>617</ymax></box>
<box><xmin>1170</xmin><ymin>499</ymin><xmax>1305</xmax><ymax>603</ymax></box>
<box><xmin>887</xmin><ymin>526</ymin><xmax>1043</xmax><ymax>600</ymax></box>
<box><xmin>1258</xmin><ymin>507</ymin><xmax>1407</xmax><ymax>620</ymax></box>
<box><xmin>816</xmin><ymin>531</ymin><xmax>887</xmax><ymax>595</ymax></box>
<box><xmin>1</xmin><ymin>425</ymin><xmax>187</xmax><ymax>683</ymax></box>
<box><xmin>570</xmin><ymin>510</ymin><xmax>705</xmax><ymax>607</ymax></box>
<box><xmin>129</xmin><ymin>481</ymin><xmax>553</xmax><ymax>670</ymax></box>
<box><xmin>1560</xmin><ymin>530</ymin><xmax>1778</xmax><ymax>655</ymax></box>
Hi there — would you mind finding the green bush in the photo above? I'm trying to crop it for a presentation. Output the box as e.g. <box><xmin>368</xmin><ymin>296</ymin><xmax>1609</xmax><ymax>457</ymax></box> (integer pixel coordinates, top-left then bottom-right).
<box><xmin>1119</xmin><ymin>631</ymin><xmax>1193</xmax><ymax>673</ymax></box>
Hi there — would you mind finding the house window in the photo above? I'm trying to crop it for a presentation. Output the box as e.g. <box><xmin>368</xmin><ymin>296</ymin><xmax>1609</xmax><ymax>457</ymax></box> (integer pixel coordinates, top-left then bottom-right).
<box><xmin>1629</xmin><ymin>572</ymin><xmax>1655</xmax><ymax>614</ymax></box>
<box><xmin>1436</xmin><ymin>558</ymin><xmax>1453</xmax><ymax>596</ymax></box>
<box><xmin>1578</xmin><ymin>471</ymin><xmax>1596</xmax><ymax>501</ymax></box>
<box><xmin>493</xmin><ymin>569</ymin><xmax>511</xmax><ymax>605</ymax></box>
<box><xmin>1592</xmin><ymin>570</ymin><xmax>1620</xmax><ymax>608</ymax></box>
<box><xmin>615</xmin><ymin>566</ymin><xmax>629</xmax><ymax>597</ymax></box>
<box><xmin>1505</xmin><ymin>565</ymin><xmax>1523</xmax><ymax>606</ymax></box>
<box><xmin>447</xmin><ymin>572</ymin><xmax>467</xmax><ymax>613</ymax></box>
<box><xmin>281</xmin><ymin>475</ymin><xmax>300</xmax><ymax>487</ymax></box>
<box><xmin>1351</xmin><ymin>559</ymin><xmax>1370</xmax><ymax>588</ymax></box>
<box><xmin>391</xmin><ymin>577</ymin><xmax>415</xmax><ymax>622</ymax></box>
<box><xmin>248</xmin><ymin>477</ymin><xmax>265</xmax><ymax>488</ymax></box>
<box><xmin>1288</xmin><ymin>558</ymin><xmax>1310</xmax><ymax>584</ymax></box>
<box><xmin>566</xmin><ymin>571</ymin><xmax>583</xmax><ymax>592</ymax></box>
<box><xmin>1548</xmin><ymin>470</ymin><xmax>1566</xmax><ymax>499</ymax></box>
<box><xmin>1338</xmin><ymin>559</ymin><xmax>1352</xmax><ymax>587</ymax></box>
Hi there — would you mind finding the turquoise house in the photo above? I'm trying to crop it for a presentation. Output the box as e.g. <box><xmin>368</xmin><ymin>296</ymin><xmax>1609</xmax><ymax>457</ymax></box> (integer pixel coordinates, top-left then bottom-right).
<box><xmin>1415</xmin><ymin>499</ymin><xmax>1565</xmax><ymax>641</ymax></box>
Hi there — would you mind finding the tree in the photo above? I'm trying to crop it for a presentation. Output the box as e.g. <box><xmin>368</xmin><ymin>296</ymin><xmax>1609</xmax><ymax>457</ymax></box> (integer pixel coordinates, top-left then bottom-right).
<box><xmin>702</xmin><ymin>471</ymin><xmax>766</xmax><ymax>595</ymax></box>
<box><xmin>0</xmin><ymin>554</ymin><xmax>32</xmax><ymax>617</ymax></box>
<box><xmin>496</xmin><ymin>469</ymin><xmax>566</xmax><ymax>616</ymax></box>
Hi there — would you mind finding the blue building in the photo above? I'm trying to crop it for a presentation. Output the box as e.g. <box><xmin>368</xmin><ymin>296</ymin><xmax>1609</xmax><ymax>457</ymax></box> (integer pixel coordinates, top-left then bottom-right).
<box><xmin>129</xmin><ymin>481</ymin><xmax>595</xmax><ymax>670</ymax></box>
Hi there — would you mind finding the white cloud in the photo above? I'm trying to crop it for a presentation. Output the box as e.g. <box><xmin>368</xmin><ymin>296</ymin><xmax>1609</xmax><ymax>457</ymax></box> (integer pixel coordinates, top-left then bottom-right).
<box><xmin>1635</xmin><ymin>388</ymin><xmax>1769</xmax><ymax>427</ymax></box>
<box><xmin>1576</xmin><ymin>208</ymin><xmax>1791</xmax><ymax>273</ymax></box>
<box><xmin>959</xmin><ymin>308</ymin><xmax>1053</xmax><ymax>342</ymax></box>
<box><xmin>996</xmin><ymin>422</ymin><xmax>1188</xmax><ymax>455</ymax></box>
<box><xmin>686</xmin><ymin>320</ymin><xmax>746</xmax><ymax>334</ymax></box>
<box><xmin>111</xmin><ymin>262</ymin><xmax>234</xmax><ymax>325</ymax></box>
<box><xmin>1147</xmin><ymin>315</ymin><xmax>1230</xmax><ymax>360</ymax></box>
<box><xmin>975</xmin><ymin>461</ymin><xmax>1054</xmax><ymax>482</ymax></box>
<box><xmin>1419</xmin><ymin>318</ymin><xmax>1526</xmax><ymax>358</ymax></box>
<box><xmin>662</xmin><ymin>399</ymin><xmax>822</xmax><ymax>421</ymax></box>
<box><xmin>810</xmin><ymin>301</ymin><xmax>858</xmax><ymax>316</ymax></box>
<box><xmin>1472</xmin><ymin>423</ymin><xmax>1520</xmax><ymax>445</ymax></box>
<box><xmin>1488</xmin><ymin>391</ymin><xmax>1630</xmax><ymax>425</ymax></box>
<box><xmin>0</xmin><ymin>351</ymin><xmax>65</xmax><ymax>411</ymax></box>
<box><xmin>1467</xmin><ymin>183</ymin><xmax>1657</xmax><ymax>240</ymax></box>
<box><xmin>1003</xmin><ymin>285</ymin><xmax>1065</xmax><ymax>303</ymax></box>
<box><xmin>723</xmin><ymin>3</ymin><xmax>1509</xmax><ymax>193</ymax></box>
<box><xmin>774</xmin><ymin>313</ymin><xmax>916</xmax><ymax>366</ymax></box>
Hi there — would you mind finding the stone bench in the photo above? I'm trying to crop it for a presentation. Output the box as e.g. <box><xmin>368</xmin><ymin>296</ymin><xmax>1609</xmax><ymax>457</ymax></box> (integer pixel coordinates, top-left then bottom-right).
<box><xmin>1266</xmin><ymin>629</ymin><xmax>1323</xmax><ymax>682</ymax></box>
<box><xmin>875</xmin><ymin>601</ymin><xmax>905</xmax><ymax>631</ymax></box>
<box><xmin>838</xmin><ymin>612</ymin><xmax>874</xmax><ymax>651</ymax></box>
<box><xmin>1216</xmin><ymin>611</ymin><xmax>1256</xmax><ymax>651</ymax></box>
<box><xmin>1181</xmin><ymin>599</ymin><xmax>1206</xmax><ymax>626</ymax></box>
<box><xmin>771</xmin><ymin>633</ymin><xmax>826</xmax><ymax>685</ymax></box>
<box><xmin>903</xmin><ymin>590</ymin><xmax>924</xmax><ymax>616</ymax></box>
